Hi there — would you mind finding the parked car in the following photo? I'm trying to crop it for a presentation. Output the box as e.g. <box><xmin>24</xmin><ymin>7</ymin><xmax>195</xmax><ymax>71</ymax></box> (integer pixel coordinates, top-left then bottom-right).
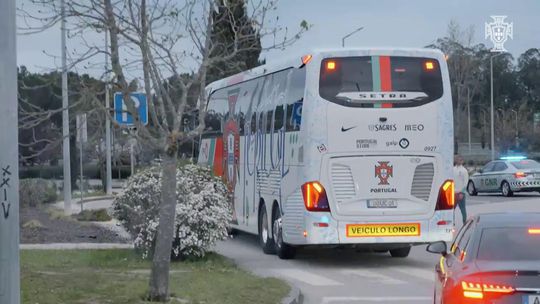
<box><xmin>467</xmin><ymin>157</ymin><xmax>540</xmax><ymax>197</ymax></box>
<box><xmin>427</xmin><ymin>212</ymin><xmax>540</xmax><ymax>304</ymax></box>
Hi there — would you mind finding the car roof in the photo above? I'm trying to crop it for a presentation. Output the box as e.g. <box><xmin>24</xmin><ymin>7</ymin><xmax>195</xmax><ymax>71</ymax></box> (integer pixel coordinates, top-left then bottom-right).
<box><xmin>473</xmin><ymin>212</ymin><xmax>540</xmax><ymax>228</ymax></box>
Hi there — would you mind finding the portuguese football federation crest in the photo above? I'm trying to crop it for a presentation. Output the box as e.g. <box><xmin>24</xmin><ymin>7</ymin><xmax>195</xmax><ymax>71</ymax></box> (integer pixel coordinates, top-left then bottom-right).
<box><xmin>375</xmin><ymin>161</ymin><xmax>393</xmax><ymax>185</ymax></box>
<box><xmin>485</xmin><ymin>16</ymin><xmax>513</xmax><ymax>52</ymax></box>
<box><xmin>223</xmin><ymin>88</ymin><xmax>241</xmax><ymax>223</ymax></box>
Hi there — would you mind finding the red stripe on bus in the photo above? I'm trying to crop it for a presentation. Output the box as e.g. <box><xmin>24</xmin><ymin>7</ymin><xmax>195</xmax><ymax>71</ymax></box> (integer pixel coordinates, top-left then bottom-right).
<box><xmin>213</xmin><ymin>137</ymin><xmax>224</xmax><ymax>177</ymax></box>
<box><xmin>379</xmin><ymin>56</ymin><xmax>392</xmax><ymax>92</ymax></box>
<box><xmin>381</xmin><ymin>103</ymin><xmax>393</xmax><ymax>108</ymax></box>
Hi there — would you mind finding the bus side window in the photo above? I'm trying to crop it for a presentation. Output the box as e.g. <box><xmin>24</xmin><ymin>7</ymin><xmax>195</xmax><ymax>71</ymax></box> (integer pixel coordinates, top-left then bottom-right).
<box><xmin>249</xmin><ymin>112</ymin><xmax>256</xmax><ymax>135</ymax></box>
<box><xmin>274</xmin><ymin>105</ymin><xmax>284</xmax><ymax>131</ymax></box>
<box><xmin>266</xmin><ymin>110</ymin><xmax>273</xmax><ymax>134</ymax></box>
<box><xmin>286</xmin><ymin>101</ymin><xmax>302</xmax><ymax>132</ymax></box>
<box><xmin>258</xmin><ymin>112</ymin><xmax>265</xmax><ymax>133</ymax></box>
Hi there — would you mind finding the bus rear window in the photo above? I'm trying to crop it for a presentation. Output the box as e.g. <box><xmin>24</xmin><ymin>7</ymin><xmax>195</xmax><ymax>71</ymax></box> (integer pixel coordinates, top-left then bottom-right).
<box><xmin>319</xmin><ymin>56</ymin><xmax>443</xmax><ymax>108</ymax></box>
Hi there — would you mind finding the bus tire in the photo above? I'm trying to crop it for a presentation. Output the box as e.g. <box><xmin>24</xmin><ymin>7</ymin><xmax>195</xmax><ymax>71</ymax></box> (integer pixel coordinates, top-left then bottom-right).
<box><xmin>389</xmin><ymin>246</ymin><xmax>411</xmax><ymax>258</ymax></box>
<box><xmin>258</xmin><ymin>203</ymin><xmax>275</xmax><ymax>254</ymax></box>
<box><xmin>272</xmin><ymin>205</ymin><xmax>296</xmax><ymax>260</ymax></box>
<box><xmin>227</xmin><ymin>227</ymin><xmax>239</xmax><ymax>236</ymax></box>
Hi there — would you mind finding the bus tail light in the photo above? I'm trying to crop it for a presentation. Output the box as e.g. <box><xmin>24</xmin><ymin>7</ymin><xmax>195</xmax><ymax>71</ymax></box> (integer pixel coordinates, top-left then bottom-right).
<box><xmin>301</xmin><ymin>181</ymin><xmax>330</xmax><ymax>212</ymax></box>
<box><xmin>461</xmin><ymin>281</ymin><xmax>515</xmax><ymax>299</ymax></box>
<box><xmin>528</xmin><ymin>228</ymin><xmax>540</xmax><ymax>234</ymax></box>
<box><xmin>514</xmin><ymin>171</ymin><xmax>527</xmax><ymax>178</ymax></box>
<box><xmin>435</xmin><ymin>180</ymin><xmax>454</xmax><ymax>210</ymax></box>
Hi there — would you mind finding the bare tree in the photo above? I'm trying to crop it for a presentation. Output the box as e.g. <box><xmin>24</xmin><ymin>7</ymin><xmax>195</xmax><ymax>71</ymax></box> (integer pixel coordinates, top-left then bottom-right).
<box><xmin>21</xmin><ymin>0</ymin><xmax>307</xmax><ymax>300</ymax></box>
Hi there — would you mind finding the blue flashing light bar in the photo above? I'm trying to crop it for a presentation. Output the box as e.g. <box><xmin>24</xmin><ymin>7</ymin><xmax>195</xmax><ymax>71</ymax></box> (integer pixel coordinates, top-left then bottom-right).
<box><xmin>500</xmin><ymin>155</ymin><xmax>527</xmax><ymax>161</ymax></box>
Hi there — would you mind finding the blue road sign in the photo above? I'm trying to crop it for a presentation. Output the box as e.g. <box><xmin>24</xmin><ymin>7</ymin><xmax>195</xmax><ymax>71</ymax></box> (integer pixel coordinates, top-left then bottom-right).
<box><xmin>114</xmin><ymin>92</ymin><xmax>148</xmax><ymax>125</ymax></box>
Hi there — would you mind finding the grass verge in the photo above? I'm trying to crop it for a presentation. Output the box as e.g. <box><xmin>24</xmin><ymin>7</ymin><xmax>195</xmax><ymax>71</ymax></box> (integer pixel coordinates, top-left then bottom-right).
<box><xmin>21</xmin><ymin>249</ymin><xmax>289</xmax><ymax>304</ymax></box>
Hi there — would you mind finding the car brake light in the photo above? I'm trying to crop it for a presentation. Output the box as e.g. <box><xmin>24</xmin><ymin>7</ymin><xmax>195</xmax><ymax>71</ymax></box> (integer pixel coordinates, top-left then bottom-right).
<box><xmin>528</xmin><ymin>228</ymin><xmax>540</xmax><ymax>234</ymax></box>
<box><xmin>435</xmin><ymin>180</ymin><xmax>454</xmax><ymax>210</ymax></box>
<box><xmin>462</xmin><ymin>281</ymin><xmax>515</xmax><ymax>299</ymax></box>
<box><xmin>301</xmin><ymin>181</ymin><xmax>330</xmax><ymax>212</ymax></box>
<box><xmin>514</xmin><ymin>172</ymin><xmax>527</xmax><ymax>178</ymax></box>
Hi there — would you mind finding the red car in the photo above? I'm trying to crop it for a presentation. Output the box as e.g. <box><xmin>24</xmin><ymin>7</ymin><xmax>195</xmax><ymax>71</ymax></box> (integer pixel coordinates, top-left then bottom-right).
<box><xmin>427</xmin><ymin>213</ymin><xmax>540</xmax><ymax>304</ymax></box>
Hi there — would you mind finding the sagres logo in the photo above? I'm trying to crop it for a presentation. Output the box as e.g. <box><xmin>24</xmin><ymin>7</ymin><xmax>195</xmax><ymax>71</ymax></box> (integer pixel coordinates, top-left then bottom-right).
<box><xmin>485</xmin><ymin>16</ymin><xmax>513</xmax><ymax>52</ymax></box>
<box><xmin>375</xmin><ymin>161</ymin><xmax>393</xmax><ymax>185</ymax></box>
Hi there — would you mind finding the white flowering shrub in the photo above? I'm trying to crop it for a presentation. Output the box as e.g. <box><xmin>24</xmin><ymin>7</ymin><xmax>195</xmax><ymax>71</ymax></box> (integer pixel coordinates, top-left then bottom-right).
<box><xmin>113</xmin><ymin>164</ymin><xmax>231</xmax><ymax>260</ymax></box>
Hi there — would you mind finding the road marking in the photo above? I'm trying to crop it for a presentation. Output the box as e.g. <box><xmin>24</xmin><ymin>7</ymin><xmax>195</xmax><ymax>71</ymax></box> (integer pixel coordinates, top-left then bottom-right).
<box><xmin>340</xmin><ymin>269</ymin><xmax>404</xmax><ymax>285</ymax></box>
<box><xmin>273</xmin><ymin>268</ymin><xmax>342</xmax><ymax>286</ymax></box>
<box><xmin>322</xmin><ymin>296</ymin><xmax>432</xmax><ymax>303</ymax></box>
<box><xmin>391</xmin><ymin>266</ymin><xmax>435</xmax><ymax>282</ymax></box>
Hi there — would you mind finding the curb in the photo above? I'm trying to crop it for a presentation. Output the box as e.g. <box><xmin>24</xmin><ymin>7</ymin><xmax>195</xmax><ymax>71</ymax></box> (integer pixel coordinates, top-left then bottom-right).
<box><xmin>73</xmin><ymin>195</ymin><xmax>115</xmax><ymax>205</ymax></box>
<box><xmin>281</xmin><ymin>282</ymin><xmax>303</xmax><ymax>304</ymax></box>
<box><xmin>20</xmin><ymin>243</ymin><xmax>133</xmax><ymax>250</ymax></box>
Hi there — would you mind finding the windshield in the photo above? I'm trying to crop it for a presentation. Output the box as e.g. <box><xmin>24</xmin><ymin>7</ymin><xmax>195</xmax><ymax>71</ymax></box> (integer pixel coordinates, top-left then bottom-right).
<box><xmin>477</xmin><ymin>227</ymin><xmax>540</xmax><ymax>261</ymax></box>
<box><xmin>319</xmin><ymin>56</ymin><xmax>443</xmax><ymax>108</ymax></box>
<box><xmin>511</xmin><ymin>160</ymin><xmax>540</xmax><ymax>170</ymax></box>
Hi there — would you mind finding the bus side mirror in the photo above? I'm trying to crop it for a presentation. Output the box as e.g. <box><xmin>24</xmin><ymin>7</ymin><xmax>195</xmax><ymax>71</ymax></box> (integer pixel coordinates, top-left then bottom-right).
<box><xmin>427</xmin><ymin>241</ymin><xmax>447</xmax><ymax>256</ymax></box>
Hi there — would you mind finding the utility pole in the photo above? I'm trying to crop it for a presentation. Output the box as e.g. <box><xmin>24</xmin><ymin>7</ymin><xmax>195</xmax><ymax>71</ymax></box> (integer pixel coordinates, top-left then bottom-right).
<box><xmin>61</xmin><ymin>0</ymin><xmax>72</xmax><ymax>214</ymax></box>
<box><xmin>0</xmin><ymin>0</ymin><xmax>21</xmax><ymax>302</ymax></box>
<box><xmin>105</xmin><ymin>30</ymin><xmax>113</xmax><ymax>195</ymax></box>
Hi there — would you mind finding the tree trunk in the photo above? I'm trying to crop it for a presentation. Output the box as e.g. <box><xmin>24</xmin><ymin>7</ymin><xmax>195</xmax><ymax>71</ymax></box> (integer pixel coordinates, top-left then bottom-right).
<box><xmin>148</xmin><ymin>151</ymin><xmax>178</xmax><ymax>301</ymax></box>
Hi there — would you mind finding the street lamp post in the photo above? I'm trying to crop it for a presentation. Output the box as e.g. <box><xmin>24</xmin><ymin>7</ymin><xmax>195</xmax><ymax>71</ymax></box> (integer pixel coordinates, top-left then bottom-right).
<box><xmin>467</xmin><ymin>87</ymin><xmax>471</xmax><ymax>154</ymax></box>
<box><xmin>61</xmin><ymin>0</ymin><xmax>72</xmax><ymax>214</ymax></box>
<box><xmin>511</xmin><ymin>109</ymin><xmax>518</xmax><ymax>148</ymax></box>
<box><xmin>490</xmin><ymin>52</ymin><xmax>504</xmax><ymax>160</ymax></box>
<box><xmin>342</xmin><ymin>26</ymin><xmax>364</xmax><ymax>47</ymax></box>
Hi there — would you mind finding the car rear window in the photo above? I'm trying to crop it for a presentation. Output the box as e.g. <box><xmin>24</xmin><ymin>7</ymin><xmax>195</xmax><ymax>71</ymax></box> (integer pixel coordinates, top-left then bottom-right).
<box><xmin>477</xmin><ymin>227</ymin><xmax>540</xmax><ymax>261</ymax></box>
<box><xmin>319</xmin><ymin>56</ymin><xmax>443</xmax><ymax>108</ymax></box>
<box><xmin>511</xmin><ymin>160</ymin><xmax>540</xmax><ymax>170</ymax></box>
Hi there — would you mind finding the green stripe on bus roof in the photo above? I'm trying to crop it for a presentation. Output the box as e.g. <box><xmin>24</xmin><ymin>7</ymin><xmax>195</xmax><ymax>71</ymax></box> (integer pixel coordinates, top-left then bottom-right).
<box><xmin>371</xmin><ymin>56</ymin><xmax>381</xmax><ymax>92</ymax></box>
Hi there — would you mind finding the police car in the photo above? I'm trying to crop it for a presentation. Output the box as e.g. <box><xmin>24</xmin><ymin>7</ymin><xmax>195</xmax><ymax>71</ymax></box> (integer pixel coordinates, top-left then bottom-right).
<box><xmin>467</xmin><ymin>156</ymin><xmax>540</xmax><ymax>197</ymax></box>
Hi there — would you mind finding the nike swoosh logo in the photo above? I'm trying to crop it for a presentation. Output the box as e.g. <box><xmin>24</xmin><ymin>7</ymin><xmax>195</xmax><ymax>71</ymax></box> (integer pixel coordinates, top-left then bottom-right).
<box><xmin>341</xmin><ymin>126</ymin><xmax>357</xmax><ymax>132</ymax></box>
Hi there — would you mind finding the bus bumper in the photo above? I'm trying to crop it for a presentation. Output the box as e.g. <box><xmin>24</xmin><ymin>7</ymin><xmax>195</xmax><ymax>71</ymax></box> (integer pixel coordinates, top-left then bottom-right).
<box><xmin>287</xmin><ymin>210</ymin><xmax>454</xmax><ymax>246</ymax></box>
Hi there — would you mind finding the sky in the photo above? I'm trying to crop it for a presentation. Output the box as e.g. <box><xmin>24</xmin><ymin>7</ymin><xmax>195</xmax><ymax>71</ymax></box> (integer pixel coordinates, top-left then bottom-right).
<box><xmin>16</xmin><ymin>0</ymin><xmax>540</xmax><ymax>77</ymax></box>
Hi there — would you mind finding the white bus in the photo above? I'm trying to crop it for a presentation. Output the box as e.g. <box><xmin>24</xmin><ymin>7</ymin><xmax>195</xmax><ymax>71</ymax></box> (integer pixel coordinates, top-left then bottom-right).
<box><xmin>198</xmin><ymin>48</ymin><xmax>455</xmax><ymax>259</ymax></box>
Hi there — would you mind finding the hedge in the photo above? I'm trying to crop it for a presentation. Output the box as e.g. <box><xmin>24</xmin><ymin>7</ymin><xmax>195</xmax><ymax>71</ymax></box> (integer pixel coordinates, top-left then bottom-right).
<box><xmin>19</xmin><ymin>165</ymin><xmax>132</xmax><ymax>179</ymax></box>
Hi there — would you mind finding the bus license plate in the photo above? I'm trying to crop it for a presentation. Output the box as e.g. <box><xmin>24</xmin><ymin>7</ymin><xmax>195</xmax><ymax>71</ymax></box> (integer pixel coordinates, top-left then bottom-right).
<box><xmin>524</xmin><ymin>295</ymin><xmax>540</xmax><ymax>304</ymax></box>
<box><xmin>346</xmin><ymin>223</ymin><xmax>421</xmax><ymax>237</ymax></box>
<box><xmin>367</xmin><ymin>199</ymin><xmax>397</xmax><ymax>208</ymax></box>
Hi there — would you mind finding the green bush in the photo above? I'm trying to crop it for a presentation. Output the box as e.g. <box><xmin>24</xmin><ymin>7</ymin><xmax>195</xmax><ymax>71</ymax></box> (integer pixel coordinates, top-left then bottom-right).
<box><xmin>19</xmin><ymin>178</ymin><xmax>58</xmax><ymax>207</ymax></box>
<box><xmin>19</xmin><ymin>164</ymin><xmax>132</xmax><ymax>179</ymax></box>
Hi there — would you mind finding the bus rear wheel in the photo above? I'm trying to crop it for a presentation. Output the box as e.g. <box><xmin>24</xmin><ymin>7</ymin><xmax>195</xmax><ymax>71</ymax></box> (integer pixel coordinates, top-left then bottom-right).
<box><xmin>389</xmin><ymin>246</ymin><xmax>411</xmax><ymax>258</ymax></box>
<box><xmin>272</xmin><ymin>207</ymin><xmax>296</xmax><ymax>260</ymax></box>
<box><xmin>258</xmin><ymin>204</ymin><xmax>275</xmax><ymax>254</ymax></box>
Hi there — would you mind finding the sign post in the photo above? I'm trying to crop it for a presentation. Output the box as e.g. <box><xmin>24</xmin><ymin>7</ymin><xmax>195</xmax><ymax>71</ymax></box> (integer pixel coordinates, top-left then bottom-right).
<box><xmin>114</xmin><ymin>93</ymin><xmax>146</xmax><ymax>178</ymax></box>
<box><xmin>0</xmin><ymin>0</ymin><xmax>21</xmax><ymax>302</ymax></box>
<box><xmin>114</xmin><ymin>92</ymin><xmax>148</xmax><ymax>126</ymax></box>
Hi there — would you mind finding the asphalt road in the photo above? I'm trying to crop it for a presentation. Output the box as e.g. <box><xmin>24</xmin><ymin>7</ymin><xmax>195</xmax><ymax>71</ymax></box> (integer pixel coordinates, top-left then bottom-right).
<box><xmin>215</xmin><ymin>193</ymin><xmax>540</xmax><ymax>304</ymax></box>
